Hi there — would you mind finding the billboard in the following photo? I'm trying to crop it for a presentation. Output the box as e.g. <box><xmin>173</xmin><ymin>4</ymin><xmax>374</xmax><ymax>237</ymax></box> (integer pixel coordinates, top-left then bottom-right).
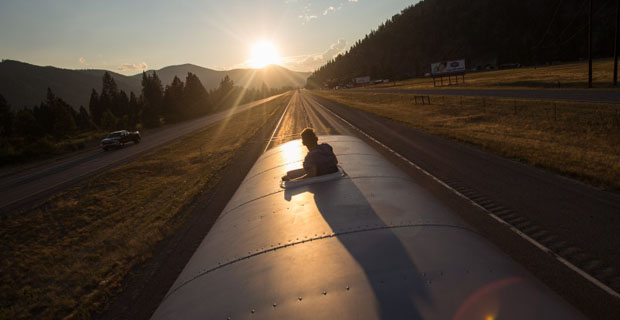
<box><xmin>431</xmin><ymin>59</ymin><xmax>466</xmax><ymax>76</ymax></box>
<box><xmin>354</xmin><ymin>76</ymin><xmax>371</xmax><ymax>84</ymax></box>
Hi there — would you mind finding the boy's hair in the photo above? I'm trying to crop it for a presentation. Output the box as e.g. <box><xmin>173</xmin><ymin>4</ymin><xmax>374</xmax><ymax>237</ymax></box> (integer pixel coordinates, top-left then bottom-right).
<box><xmin>301</xmin><ymin>128</ymin><xmax>318</xmax><ymax>145</ymax></box>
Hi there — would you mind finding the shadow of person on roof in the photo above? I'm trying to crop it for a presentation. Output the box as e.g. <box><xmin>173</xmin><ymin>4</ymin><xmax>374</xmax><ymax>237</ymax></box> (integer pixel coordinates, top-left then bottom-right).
<box><xmin>284</xmin><ymin>177</ymin><xmax>432</xmax><ymax>319</ymax></box>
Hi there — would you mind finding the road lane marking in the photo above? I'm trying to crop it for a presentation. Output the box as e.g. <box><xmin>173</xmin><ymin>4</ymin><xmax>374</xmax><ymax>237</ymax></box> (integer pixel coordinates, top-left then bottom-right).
<box><xmin>1</xmin><ymin>93</ymin><xmax>289</xmax><ymax>212</ymax></box>
<box><xmin>263</xmin><ymin>92</ymin><xmax>295</xmax><ymax>153</ymax></box>
<box><xmin>312</xmin><ymin>93</ymin><xmax>620</xmax><ymax>300</ymax></box>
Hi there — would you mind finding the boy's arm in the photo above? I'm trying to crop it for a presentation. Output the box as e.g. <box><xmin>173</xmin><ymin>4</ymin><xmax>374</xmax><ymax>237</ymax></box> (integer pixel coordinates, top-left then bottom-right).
<box><xmin>289</xmin><ymin>165</ymin><xmax>317</xmax><ymax>182</ymax></box>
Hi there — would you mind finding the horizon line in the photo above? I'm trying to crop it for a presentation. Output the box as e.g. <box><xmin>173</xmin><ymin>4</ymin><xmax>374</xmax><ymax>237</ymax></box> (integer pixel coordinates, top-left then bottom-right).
<box><xmin>0</xmin><ymin>58</ymin><xmax>314</xmax><ymax>77</ymax></box>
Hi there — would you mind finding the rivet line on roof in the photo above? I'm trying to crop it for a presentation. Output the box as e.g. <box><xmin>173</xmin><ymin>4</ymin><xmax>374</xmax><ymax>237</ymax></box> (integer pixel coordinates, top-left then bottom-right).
<box><xmin>226</xmin><ymin>283</ymin><xmax>356</xmax><ymax>317</ymax></box>
<box><xmin>163</xmin><ymin>223</ymin><xmax>474</xmax><ymax>301</ymax></box>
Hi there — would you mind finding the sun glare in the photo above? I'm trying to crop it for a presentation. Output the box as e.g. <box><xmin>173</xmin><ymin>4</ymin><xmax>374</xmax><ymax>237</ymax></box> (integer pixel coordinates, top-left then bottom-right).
<box><xmin>249</xmin><ymin>41</ymin><xmax>280</xmax><ymax>68</ymax></box>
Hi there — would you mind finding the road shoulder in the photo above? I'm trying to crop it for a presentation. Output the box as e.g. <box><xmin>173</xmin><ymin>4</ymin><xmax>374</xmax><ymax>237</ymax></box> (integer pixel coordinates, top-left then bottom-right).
<box><xmin>97</xmin><ymin>102</ymin><xmax>285</xmax><ymax>320</ymax></box>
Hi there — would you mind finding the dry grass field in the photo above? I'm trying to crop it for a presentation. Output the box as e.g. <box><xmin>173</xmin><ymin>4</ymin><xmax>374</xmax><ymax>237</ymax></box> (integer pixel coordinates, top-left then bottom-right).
<box><xmin>313</xmin><ymin>91</ymin><xmax>620</xmax><ymax>190</ymax></box>
<box><xmin>0</xmin><ymin>96</ymin><xmax>286</xmax><ymax>319</ymax></box>
<box><xmin>370</xmin><ymin>59</ymin><xmax>619</xmax><ymax>90</ymax></box>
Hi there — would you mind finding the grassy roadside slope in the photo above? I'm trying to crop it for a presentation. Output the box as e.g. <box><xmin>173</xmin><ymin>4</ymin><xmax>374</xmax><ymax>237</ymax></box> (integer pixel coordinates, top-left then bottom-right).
<box><xmin>312</xmin><ymin>91</ymin><xmax>620</xmax><ymax>191</ymax></box>
<box><xmin>368</xmin><ymin>59</ymin><xmax>618</xmax><ymax>90</ymax></box>
<box><xmin>0</xmin><ymin>95</ymin><xmax>288</xmax><ymax>319</ymax></box>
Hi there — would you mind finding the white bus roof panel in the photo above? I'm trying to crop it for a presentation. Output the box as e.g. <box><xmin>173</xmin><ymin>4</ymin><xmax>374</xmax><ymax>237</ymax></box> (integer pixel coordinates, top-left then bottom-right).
<box><xmin>152</xmin><ymin>136</ymin><xmax>582</xmax><ymax>320</ymax></box>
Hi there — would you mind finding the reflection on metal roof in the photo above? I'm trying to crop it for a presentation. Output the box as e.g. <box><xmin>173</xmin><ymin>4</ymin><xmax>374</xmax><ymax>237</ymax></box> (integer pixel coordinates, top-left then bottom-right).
<box><xmin>280</xmin><ymin>165</ymin><xmax>345</xmax><ymax>189</ymax></box>
<box><xmin>151</xmin><ymin>136</ymin><xmax>583</xmax><ymax>320</ymax></box>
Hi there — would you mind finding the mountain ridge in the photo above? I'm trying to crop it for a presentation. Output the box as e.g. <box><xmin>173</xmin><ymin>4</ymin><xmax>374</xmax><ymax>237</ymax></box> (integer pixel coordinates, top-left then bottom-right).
<box><xmin>0</xmin><ymin>59</ymin><xmax>309</xmax><ymax>109</ymax></box>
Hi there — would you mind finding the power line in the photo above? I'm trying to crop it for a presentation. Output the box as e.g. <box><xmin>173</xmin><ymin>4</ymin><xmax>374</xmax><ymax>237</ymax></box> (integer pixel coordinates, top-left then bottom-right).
<box><xmin>588</xmin><ymin>0</ymin><xmax>593</xmax><ymax>88</ymax></box>
<box><xmin>533</xmin><ymin>0</ymin><xmax>564</xmax><ymax>49</ymax></box>
<box><xmin>554</xmin><ymin>1</ymin><xmax>589</xmax><ymax>43</ymax></box>
<box><xmin>538</xmin><ymin>0</ymin><xmax>608</xmax><ymax>49</ymax></box>
<box><xmin>614</xmin><ymin>0</ymin><xmax>619</xmax><ymax>86</ymax></box>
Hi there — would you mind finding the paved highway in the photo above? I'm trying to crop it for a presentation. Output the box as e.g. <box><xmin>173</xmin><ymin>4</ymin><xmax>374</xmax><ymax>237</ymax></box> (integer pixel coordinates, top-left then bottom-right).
<box><xmin>0</xmin><ymin>93</ymin><xmax>288</xmax><ymax>213</ymax></box>
<box><xmin>356</xmin><ymin>88</ymin><xmax>620</xmax><ymax>103</ymax></box>
<box><xmin>101</xmin><ymin>90</ymin><xmax>619</xmax><ymax>319</ymax></box>
<box><xmin>263</xmin><ymin>89</ymin><xmax>620</xmax><ymax>319</ymax></box>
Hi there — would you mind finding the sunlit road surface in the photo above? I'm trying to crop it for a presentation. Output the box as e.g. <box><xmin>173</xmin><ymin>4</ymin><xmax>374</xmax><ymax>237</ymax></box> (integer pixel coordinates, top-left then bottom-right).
<box><xmin>357</xmin><ymin>88</ymin><xmax>620</xmax><ymax>103</ymax></box>
<box><xmin>266</xmin><ymin>90</ymin><xmax>352</xmax><ymax>149</ymax></box>
<box><xmin>264</xmin><ymin>89</ymin><xmax>620</xmax><ymax>317</ymax></box>
<box><xmin>0</xmin><ymin>93</ymin><xmax>288</xmax><ymax>212</ymax></box>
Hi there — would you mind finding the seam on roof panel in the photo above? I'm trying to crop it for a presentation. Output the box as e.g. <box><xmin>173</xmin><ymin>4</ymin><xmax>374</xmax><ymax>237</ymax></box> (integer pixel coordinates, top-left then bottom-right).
<box><xmin>242</xmin><ymin>152</ymin><xmax>383</xmax><ymax>182</ymax></box>
<box><xmin>218</xmin><ymin>175</ymin><xmax>415</xmax><ymax>220</ymax></box>
<box><xmin>162</xmin><ymin>223</ymin><xmax>476</xmax><ymax>301</ymax></box>
<box><xmin>259</xmin><ymin>139</ymin><xmax>366</xmax><ymax>161</ymax></box>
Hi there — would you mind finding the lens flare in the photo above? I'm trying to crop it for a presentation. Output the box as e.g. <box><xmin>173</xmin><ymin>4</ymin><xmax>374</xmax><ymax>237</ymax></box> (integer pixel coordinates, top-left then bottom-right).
<box><xmin>249</xmin><ymin>41</ymin><xmax>280</xmax><ymax>68</ymax></box>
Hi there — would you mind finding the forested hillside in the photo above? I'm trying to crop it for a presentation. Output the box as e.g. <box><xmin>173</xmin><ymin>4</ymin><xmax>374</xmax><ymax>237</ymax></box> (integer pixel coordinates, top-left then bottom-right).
<box><xmin>0</xmin><ymin>70</ymin><xmax>289</xmax><ymax>165</ymax></box>
<box><xmin>0</xmin><ymin>60</ymin><xmax>309</xmax><ymax>109</ymax></box>
<box><xmin>307</xmin><ymin>0</ymin><xmax>617</xmax><ymax>87</ymax></box>
<box><xmin>0</xmin><ymin>60</ymin><xmax>139</xmax><ymax>111</ymax></box>
<box><xmin>141</xmin><ymin>64</ymin><xmax>310</xmax><ymax>95</ymax></box>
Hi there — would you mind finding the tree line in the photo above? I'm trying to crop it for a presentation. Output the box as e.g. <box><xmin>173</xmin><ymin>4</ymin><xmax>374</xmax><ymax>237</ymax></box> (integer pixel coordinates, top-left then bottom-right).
<box><xmin>0</xmin><ymin>71</ymin><xmax>290</xmax><ymax>164</ymax></box>
<box><xmin>307</xmin><ymin>0</ymin><xmax>617</xmax><ymax>88</ymax></box>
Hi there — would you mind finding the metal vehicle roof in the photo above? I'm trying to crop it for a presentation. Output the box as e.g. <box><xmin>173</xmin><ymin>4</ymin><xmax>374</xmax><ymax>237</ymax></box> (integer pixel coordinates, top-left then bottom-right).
<box><xmin>151</xmin><ymin>135</ymin><xmax>582</xmax><ymax>320</ymax></box>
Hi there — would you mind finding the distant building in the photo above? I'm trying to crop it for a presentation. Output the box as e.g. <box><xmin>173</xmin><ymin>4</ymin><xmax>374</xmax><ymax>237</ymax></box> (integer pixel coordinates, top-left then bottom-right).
<box><xmin>470</xmin><ymin>57</ymin><xmax>498</xmax><ymax>72</ymax></box>
<box><xmin>499</xmin><ymin>63</ymin><xmax>521</xmax><ymax>70</ymax></box>
<box><xmin>354</xmin><ymin>76</ymin><xmax>371</xmax><ymax>85</ymax></box>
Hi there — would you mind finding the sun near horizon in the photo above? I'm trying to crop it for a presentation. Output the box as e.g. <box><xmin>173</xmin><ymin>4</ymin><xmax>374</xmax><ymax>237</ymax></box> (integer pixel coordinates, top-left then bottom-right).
<box><xmin>248</xmin><ymin>41</ymin><xmax>281</xmax><ymax>69</ymax></box>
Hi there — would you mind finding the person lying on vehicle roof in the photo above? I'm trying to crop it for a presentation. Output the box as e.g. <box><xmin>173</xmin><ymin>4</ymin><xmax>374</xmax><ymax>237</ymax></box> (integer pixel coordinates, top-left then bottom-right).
<box><xmin>282</xmin><ymin>128</ymin><xmax>339</xmax><ymax>182</ymax></box>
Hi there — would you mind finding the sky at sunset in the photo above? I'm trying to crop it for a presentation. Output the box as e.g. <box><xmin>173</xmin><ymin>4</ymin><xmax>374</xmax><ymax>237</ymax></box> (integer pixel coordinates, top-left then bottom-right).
<box><xmin>0</xmin><ymin>0</ymin><xmax>418</xmax><ymax>75</ymax></box>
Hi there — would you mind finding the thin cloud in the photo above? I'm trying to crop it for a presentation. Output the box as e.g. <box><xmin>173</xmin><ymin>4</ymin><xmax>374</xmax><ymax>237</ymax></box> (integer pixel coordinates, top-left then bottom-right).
<box><xmin>298</xmin><ymin>14</ymin><xmax>318</xmax><ymax>23</ymax></box>
<box><xmin>323</xmin><ymin>4</ymin><xmax>344</xmax><ymax>16</ymax></box>
<box><xmin>299</xmin><ymin>2</ymin><xmax>346</xmax><ymax>23</ymax></box>
<box><xmin>323</xmin><ymin>6</ymin><xmax>335</xmax><ymax>15</ymax></box>
<box><xmin>283</xmin><ymin>38</ymin><xmax>348</xmax><ymax>72</ymax></box>
<box><xmin>117</xmin><ymin>62</ymin><xmax>148</xmax><ymax>72</ymax></box>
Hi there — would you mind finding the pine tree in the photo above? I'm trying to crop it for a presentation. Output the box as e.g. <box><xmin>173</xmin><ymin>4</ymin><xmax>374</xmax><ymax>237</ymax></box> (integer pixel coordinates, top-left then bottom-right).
<box><xmin>77</xmin><ymin>106</ymin><xmax>92</xmax><ymax>131</ymax></box>
<box><xmin>14</xmin><ymin>108</ymin><xmax>42</xmax><ymax>140</ymax></box>
<box><xmin>260</xmin><ymin>82</ymin><xmax>269</xmax><ymax>98</ymax></box>
<box><xmin>115</xmin><ymin>90</ymin><xmax>129</xmax><ymax>118</ymax></box>
<box><xmin>128</xmin><ymin>91</ymin><xmax>141</xmax><ymax>128</ymax></box>
<box><xmin>163</xmin><ymin>76</ymin><xmax>185</xmax><ymax>122</ymax></box>
<box><xmin>89</xmin><ymin>89</ymin><xmax>102</xmax><ymax>125</ymax></box>
<box><xmin>100</xmin><ymin>109</ymin><xmax>118</xmax><ymax>130</ymax></box>
<box><xmin>0</xmin><ymin>94</ymin><xmax>13</xmax><ymax>138</ymax></box>
<box><xmin>211</xmin><ymin>75</ymin><xmax>235</xmax><ymax>111</ymax></box>
<box><xmin>183</xmin><ymin>72</ymin><xmax>210</xmax><ymax>117</ymax></box>
<box><xmin>219</xmin><ymin>75</ymin><xmax>234</xmax><ymax>93</ymax></box>
<box><xmin>32</xmin><ymin>88</ymin><xmax>56</xmax><ymax>134</ymax></box>
<box><xmin>100</xmin><ymin>72</ymin><xmax>119</xmax><ymax>116</ymax></box>
<box><xmin>101</xmin><ymin>72</ymin><xmax>119</xmax><ymax>98</ymax></box>
<box><xmin>99</xmin><ymin>90</ymin><xmax>111</xmax><ymax>120</ymax></box>
<box><xmin>141</xmin><ymin>71</ymin><xmax>164</xmax><ymax>128</ymax></box>
<box><xmin>44</xmin><ymin>88</ymin><xmax>76</xmax><ymax>137</ymax></box>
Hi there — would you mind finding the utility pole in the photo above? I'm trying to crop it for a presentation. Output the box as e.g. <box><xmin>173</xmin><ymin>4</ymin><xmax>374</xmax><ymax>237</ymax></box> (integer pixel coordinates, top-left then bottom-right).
<box><xmin>614</xmin><ymin>0</ymin><xmax>619</xmax><ymax>86</ymax></box>
<box><xmin>588</xmin><ymin>0</ymin><xmax>593</xmax><ymax>88</ymax></box>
